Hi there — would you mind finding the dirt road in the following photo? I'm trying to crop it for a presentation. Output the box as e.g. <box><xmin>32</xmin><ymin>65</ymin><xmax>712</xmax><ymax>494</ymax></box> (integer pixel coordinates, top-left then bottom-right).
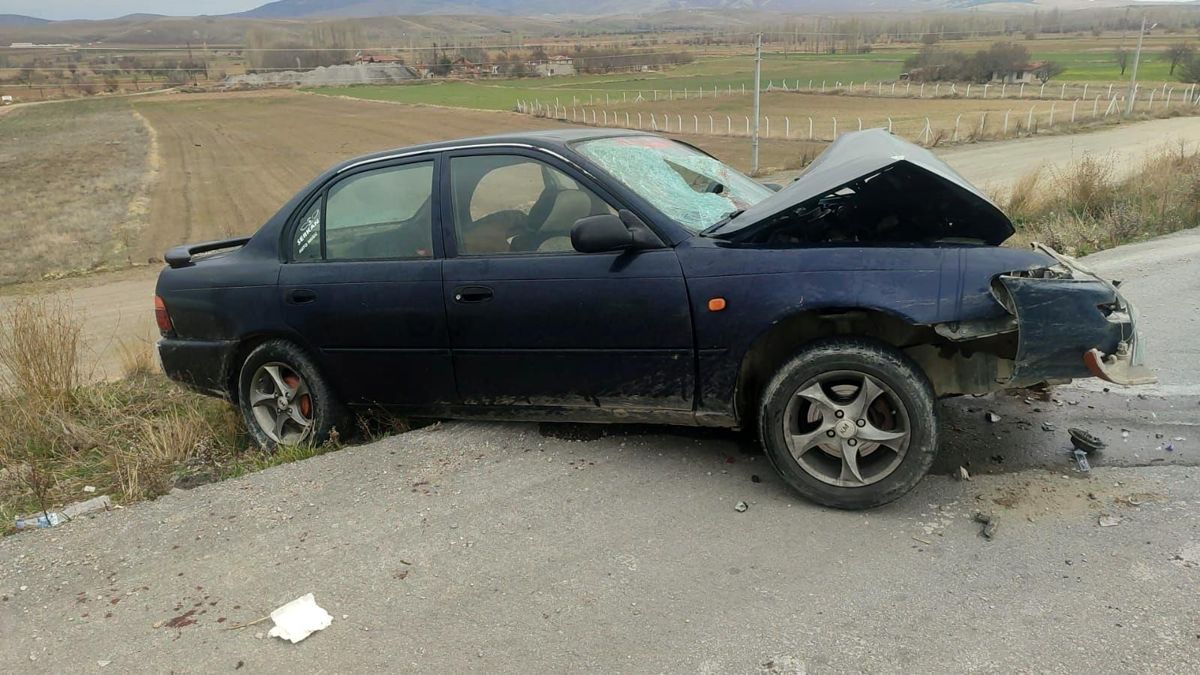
<box><xmin>4</xmin><ymin>95</ymin><xmax>1198</xmax><ymax>381</ymax></box>
<box><xmin>2</xmin><ymin>228</ymin><xmax>1198</xmax><ymax>670</ymax></box>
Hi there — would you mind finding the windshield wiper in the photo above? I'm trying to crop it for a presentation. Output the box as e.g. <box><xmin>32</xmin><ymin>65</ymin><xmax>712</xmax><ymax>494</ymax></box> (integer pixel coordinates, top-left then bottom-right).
<box><xmin>700</xmin><ymin>209</ymin><xmax>743</xmax><ymax>236</ymax></box>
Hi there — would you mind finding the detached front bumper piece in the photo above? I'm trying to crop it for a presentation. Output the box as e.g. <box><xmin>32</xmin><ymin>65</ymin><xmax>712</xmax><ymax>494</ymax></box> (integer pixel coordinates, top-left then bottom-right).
<box><xmin>994</xmin><ymin>244</ymin><xmax>1155</xmax><ymax>387</ymax></box>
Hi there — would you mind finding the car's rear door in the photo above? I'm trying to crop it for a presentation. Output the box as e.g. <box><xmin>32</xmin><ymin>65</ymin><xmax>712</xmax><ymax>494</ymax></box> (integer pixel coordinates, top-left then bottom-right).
<box><xmin>278</xmin><ymin>155</ymin><xmax>456</xmax><ymax>407</ymax></box>
<box><xmin>439</xmin><ymin>148</ymin><xmax>694</xmax><ymax>411</ymax></box>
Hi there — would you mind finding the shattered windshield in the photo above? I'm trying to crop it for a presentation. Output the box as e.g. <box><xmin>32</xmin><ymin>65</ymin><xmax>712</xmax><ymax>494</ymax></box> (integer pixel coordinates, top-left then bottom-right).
<box><xmin>575</xmin><ymin>136</ymin><xmax>773</xmax><ymax>233</ymax></box>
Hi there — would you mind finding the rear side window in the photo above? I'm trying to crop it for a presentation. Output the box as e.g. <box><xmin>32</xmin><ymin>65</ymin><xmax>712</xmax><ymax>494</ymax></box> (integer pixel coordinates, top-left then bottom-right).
<box><xmin>290</xmin><ymin>161</ymin><xmax>436</xmax><ymax>261</ymax></box>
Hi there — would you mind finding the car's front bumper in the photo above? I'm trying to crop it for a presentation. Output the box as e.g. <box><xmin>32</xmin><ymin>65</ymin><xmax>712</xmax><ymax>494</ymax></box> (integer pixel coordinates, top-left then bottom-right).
<box><xmin>158</xmin><ymin>337</ymin><xmax>239</xmax><ymax>400</ymax></box>
<box><xmin>996</xmin><ymin>245</ymin><xmax>1155</xmax><ymax>387</ymax></box>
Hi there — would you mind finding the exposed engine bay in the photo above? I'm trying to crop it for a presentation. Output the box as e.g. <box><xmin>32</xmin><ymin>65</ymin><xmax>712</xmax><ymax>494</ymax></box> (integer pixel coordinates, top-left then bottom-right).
<box><xmin>743</xmin><ymin>163</ymin><xmax>1009</xmax><ymax>246</ymax></box>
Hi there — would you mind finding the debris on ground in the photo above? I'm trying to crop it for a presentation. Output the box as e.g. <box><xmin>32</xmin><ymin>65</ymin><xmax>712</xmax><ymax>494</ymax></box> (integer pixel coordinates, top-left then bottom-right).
<box><xmin>1042</xmin><ymin>422</ymin><xmax>1057</xmax><ymax>432</ymax></box>
<box><xmin>1068</xmin><ymin>428</ymin><xmax>1106</xmax><ymax>454</ymax></box>
<box><xmin>267</xmin><ymin>593</ymin><xmax>332</xmax><ymax>644</ymax></box>
<box><xmin>956</xmin><ymin>466</ymin><xmax>971</xmax><ymax>481</ymax></box>
<box><xmin>750</xmin><ymin>475</ymin><xmax>762</xmax><ymax>483</ymax></box>
<box><xmin>985</xmin><ymin>412</ymin><xmax>1001</xmax><ymax>423</ymax></box>
<box><xmin>734</xmin><ymin>501</ymin><xmax>749</xmax><ymax>513</ymax></box>
<box><xmin>1073</xmin><ymin>449</ymin><xmax>1092</xmax><ymax>473</ymax></box>
<box><xmin>1098</xmin><ymin>514</ymin><xmax>1120</xmax><ymax>528</ymax></box>
<box><xmin>972</xmin><ymin>511</ymin><xmax>997</xmax><ymax>539</ymax></box>
<box><xmin>14</xmin><ymin>511</ymin><xmax>66</xmax><ymax>530</ymax></box>
<box><xmin>62</xmin><ymin>495</ymin><xmax>114</xmax><ymax>519</ymax></box>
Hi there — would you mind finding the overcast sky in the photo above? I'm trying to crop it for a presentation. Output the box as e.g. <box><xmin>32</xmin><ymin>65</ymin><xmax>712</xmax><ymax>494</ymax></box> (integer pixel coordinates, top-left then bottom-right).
<box><xmin>1</xmin><ymin>1</ymin><xmax>264</xmax><ymax>20</ymax></box>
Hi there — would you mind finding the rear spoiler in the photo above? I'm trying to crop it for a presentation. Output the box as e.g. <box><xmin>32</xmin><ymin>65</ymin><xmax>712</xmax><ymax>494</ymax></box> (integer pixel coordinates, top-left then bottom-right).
<box><xmin>164</xmin><ymin>236</ymin><xmax>251</xmax><ymax>269</ymax></box>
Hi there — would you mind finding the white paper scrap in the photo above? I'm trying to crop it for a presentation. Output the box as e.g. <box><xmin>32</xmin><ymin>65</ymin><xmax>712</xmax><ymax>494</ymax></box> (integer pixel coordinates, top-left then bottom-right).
<box><xmin>267</xmin><ymin>593</ymin><xmax>333</xmax><ymax>644</ymax></box>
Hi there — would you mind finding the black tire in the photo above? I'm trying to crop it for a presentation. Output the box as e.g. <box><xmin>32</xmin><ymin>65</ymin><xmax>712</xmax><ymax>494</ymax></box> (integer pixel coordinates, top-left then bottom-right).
<box><xmin>237</xmin><ymin>340</ymin><xmax>346</xmax><ymax>450</ymax></box>
<box><xmin>758</xmin><ymin>338</ymin><xmax>938</xmax><ymax>510</ymax></box>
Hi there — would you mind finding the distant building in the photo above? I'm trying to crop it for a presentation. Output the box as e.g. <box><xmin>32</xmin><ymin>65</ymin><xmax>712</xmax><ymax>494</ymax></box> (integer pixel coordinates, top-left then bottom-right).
<box><xmin>534</xmin><ymin>55</ymin><xmax>576</xmax><ymax>78</ymax></box>
<box><xmin>990</xmin><ymin>62</ymin><xmax>1047</xmax><ymax>84</ymax></box>
<box><xmin>1</xmin><ymin>95</ymin><xmax>13</xmax><ymax>105</ymax></box>
<box><xmin>355</xmin><ymin>52</ymin><xmax>405</xmax><ymax>65</ymax></box>
<box><xmin>450</xmin><ymin>57</ymin><xmax>482</xmax><ymax>78</ymax></box>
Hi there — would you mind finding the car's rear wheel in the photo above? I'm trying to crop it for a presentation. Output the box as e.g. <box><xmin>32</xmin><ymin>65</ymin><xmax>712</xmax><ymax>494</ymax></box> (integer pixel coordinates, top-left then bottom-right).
<box><xmin>238</xmin><ymin>340</ymin><xmax>345</xmax><ymax>450</ymax></box>
<box><xmin>758</xmin><ymin>338</ymin><xmax>938</xmax><ymax>510</ymax></box>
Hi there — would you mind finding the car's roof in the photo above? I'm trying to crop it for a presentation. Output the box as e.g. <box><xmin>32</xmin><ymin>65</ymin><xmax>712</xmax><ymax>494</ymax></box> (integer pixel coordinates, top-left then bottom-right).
<box><xmin>333</xmin><ymin>128</ymin><xmax>654</xmax><ymax>173</ymax></box>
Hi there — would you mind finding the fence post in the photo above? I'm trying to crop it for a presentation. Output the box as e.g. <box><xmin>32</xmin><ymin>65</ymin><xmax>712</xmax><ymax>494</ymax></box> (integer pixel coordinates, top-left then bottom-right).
<box><xmin>677</xmin><ymin>114</ymin><xmax>682</xmax><ymax>131</ymax></box>
<box><xmin>892</xmin><ymin>82</ymin><xmax>897</xmax><ymax>95</ymax></box>
<box><xmin>1093</xmin><ymin>96</ymin><xmax>1100</xmax><ymax>117</ymax></box>
<box><xmin>744</xmin><ymin>116</ymin><xmax>750</xmax><ymax>136</ymax></box>
<box><xmin>639</xmin><ymin>112</ymin><xmax>643</xmax><ymax>129</ymax></box>
<box><xmin>1148</xmin><ymin>90</ymin><xmax>1155</xmax><ymax>111</ymax></box>
<box><xmin>887</xmin><ymin>117</ymin><xmax>893</xmax><ymax>133</ymax></box>
<box><xmin>857</xmin><ymin>117</ymin><xmax>863</xmax><ymax>131</ymax></box>
<box><xmin>1082</xmin><ymin>83</ymin><xmax>1088</xmax><ymax>100</ymax></box>
<box><xmin>764</xmin><ymin>116</ymin><xmax>770</xmax><ymax>138</ymax></box>
<box><xmin>809</xmin><ymin>117</ymin><xmax>814</xmax><ymax>140</ymax></box>
<box><xmin>1048</xmin><ymin>102</ymin><xmax>1055</xmax><ymax>127</ymax></box>
<box><xmin>920</xmin><ymin>83</ymin><xmax>925</xmax><ymax>97</ymax></box>
<box><xmin>1001</xmin><ymin>83</ymin><xmax>1006</xmax><ymax>98</ymax></box>
<box><xmin>905</xmin><ymin>82</ymin><xmax>911</xmax><ymax>95</ymax></box>
<box><xmin>785</xmin><ymin>116</ymin><xmax>790</xmax><ymax>138</ymax></box>
<box><xmin>1165</xmin><ymin>88</ymin><xmax>1172</xmax><ymax>109</ymax></box>
<box><xmin>1003</xmin><ymin>109</ymin><xmax>1010</xmax><ymax>136</ymax></box>
<box><xmin>625</xmin><ymin>112</ymin><xmax>630</xmax><ymax>127</ymax></box>
<box><xmin>623</xmin><ymin>91</ymin><xmax>627</xmax><ymax>103</ymax></box>
<box><xmin>727</xmin><ymin>115</ymin><xmax>732</xmax><ymax>135</ymax></box>
<box><xmin>923</xmin><ymin>118</ymin><xmax>931</xmax><ymax>144</ymax></box>
<box><xmin>953</xmin><ymin>114</ymin><xmax>961</xmax><ymax>142</ymax></box>
<box><xmin>983</xmin><ymin>83</ymin><xmax>989</xmax><ymax>98</ymax></box>
<box><xmin>694</xmin><ymin>114</ymin><xmax>699</xmax><ymax>133</ymax></box>
<box><xmin>978</xmin><ymin>111</ymin><xmax>987</xmax><ymax>138</ymax></box>
<box><xmin>935</xmin><ymin>83</ymin><xmax>940</xmax><ymax>97</ymax></box>
<box><xmin>878</xmin><ymin>81</ymin><xmax>882</xmax><ymax>95</ymax></box>
<box><xmin>1020</xmin><ymin>82</ymin><xmax>1025</xmax><ymax>98</ymax></box>
<box><xmin>821</xmin><ymin>80</ymin><xmax>826</xmax><ymax>93</ymax></box>
<box><xmin>832</xmin><ymin>117</ymin><xmax>837</xmax><ymax>139</ymax></box>
<box><xmin>603</xmin><ymin>109</ymin><xmax>608</xmax><ymax>125</ymax></box>
<box><xmin>1060</xmin><ymin>82</ymin><xmax>1066</xmax><ymax>99</ymax></box>
<box><xmin>709</xmin><ymin>115</ymin><xmax>714</xmax><ymax>133</ymax></box>
<box><xmin>966</xmin><ymin>83</ymin><xmax>971</xmax><ymax>97</ymax></box>
<box><xmin>1026</xmin><ymin>106</ymin><xmax>1034</xmax><ymax>134</ymax></box>
<box><xmin>684</xmin><ymin>88</ymin><xmax>688</xmax><ymax>99</ymax></box>
<box><xmin>1040</xmin><ymin>82</ymin><xmax>1046</xmax><ymax>97</ymax></box>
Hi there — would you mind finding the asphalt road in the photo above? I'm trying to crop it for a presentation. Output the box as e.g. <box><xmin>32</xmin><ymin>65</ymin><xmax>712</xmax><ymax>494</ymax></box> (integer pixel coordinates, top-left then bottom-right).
<box><xmin>2</xmin><ymin>231</ymin><xmax>1199</xmax><ymax>672</ymax></box>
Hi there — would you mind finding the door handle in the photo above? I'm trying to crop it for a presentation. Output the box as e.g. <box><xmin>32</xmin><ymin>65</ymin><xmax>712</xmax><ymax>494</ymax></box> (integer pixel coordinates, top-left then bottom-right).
<box><xmin>286</xmin><ymin>288</ymin><xmax>318</xmax><ymax>304</ymax></box>
<box><xmin>453</xmin><ymin>285</ymin><xmax>494</xmax><ymax>303</ymax></box>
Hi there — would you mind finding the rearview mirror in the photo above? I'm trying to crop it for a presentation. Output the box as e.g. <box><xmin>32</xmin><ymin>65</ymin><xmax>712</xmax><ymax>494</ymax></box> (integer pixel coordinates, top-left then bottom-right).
<box><xmin>571</xmin><ymin>210</ymin><xmax>659</xmax><ymax>253</ymax></box>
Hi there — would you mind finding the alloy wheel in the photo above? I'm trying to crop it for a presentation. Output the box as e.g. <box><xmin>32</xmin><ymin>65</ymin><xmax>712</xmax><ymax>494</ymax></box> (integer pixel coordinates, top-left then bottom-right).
<box><xmin>248</xmin><ymin>362</ymin><xmax>314</xmax><ymax>445</ymax></box>
<box><xmin>782</xmin><ymin>370</ymin><xmax>910</xmax><ymax>487</ymax></box>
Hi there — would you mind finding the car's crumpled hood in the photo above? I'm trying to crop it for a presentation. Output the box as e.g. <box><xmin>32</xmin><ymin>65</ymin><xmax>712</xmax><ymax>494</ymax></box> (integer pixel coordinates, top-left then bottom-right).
<box><xmin>707</xmin><ymin>128</ymin><xmax>1015</xmax><ymax>245</ymax></box>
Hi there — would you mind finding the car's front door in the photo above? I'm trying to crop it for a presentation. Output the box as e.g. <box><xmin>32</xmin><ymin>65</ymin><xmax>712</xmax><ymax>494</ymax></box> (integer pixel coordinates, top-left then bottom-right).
<box><xmin>279</xmin><ymin>156</ymin><xmax>456</xmax><ymax>407</ymax></box>
<box><xmin>440</xmin><ymin>149</ymin><xmax>694</xmax><ymax>411</ymax></box>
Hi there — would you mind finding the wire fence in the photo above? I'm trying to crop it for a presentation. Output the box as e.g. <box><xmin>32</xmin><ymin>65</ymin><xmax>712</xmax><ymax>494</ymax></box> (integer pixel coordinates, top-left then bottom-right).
<box><xmin>517</xmin><ymin>91</ymin><xmax>1200</xmax><ymax>146</ymax></box>
<box><xmin>532</xmin><ymin>79</ymin><xmax>1199</xmax><ymax>108</ymax></box>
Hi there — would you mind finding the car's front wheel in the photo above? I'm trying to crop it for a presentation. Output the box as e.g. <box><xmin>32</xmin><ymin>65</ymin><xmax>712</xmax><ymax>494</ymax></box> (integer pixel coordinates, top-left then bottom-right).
<box><xmin>758</xmin><ymin>338</ymin><xmax>938</xmax><ymax>509</ymax></box>
<box><xmin>238</xmin><ymin>340</ymin><xmax>345</xmax><ymax>450</ymax></box>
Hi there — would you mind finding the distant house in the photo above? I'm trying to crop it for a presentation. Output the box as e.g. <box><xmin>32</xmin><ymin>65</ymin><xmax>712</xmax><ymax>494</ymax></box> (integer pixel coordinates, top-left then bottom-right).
<box><xmin>449</xmin><ymin>57</ymin><xmax>482</xmax><ymax>78</ymax></box>
<box><xmin>990</xmin><ymin>61</ymin><xmax>1047</xmax><ymax>84</ymax></box>
<box><xmin>534</xmin><ymin>55</ymin><xmax>576</xmax><ymax>78</ymax></box>
<box><xmin>1</xmin><ymin>95</ymin><xmax>13</xmax><ymax>105</ymax></box>
<box><xmin>355</xmin><ymin>52</ymin><xmax>404</xmax><ymax>65</ymax></box>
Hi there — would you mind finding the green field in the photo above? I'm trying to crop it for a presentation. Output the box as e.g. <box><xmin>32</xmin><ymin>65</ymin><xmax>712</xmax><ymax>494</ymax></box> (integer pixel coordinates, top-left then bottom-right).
<box><xmin>310</xmin><ymin>46</ymin><xmax>1191</xmax><ymax>112</ymax></box>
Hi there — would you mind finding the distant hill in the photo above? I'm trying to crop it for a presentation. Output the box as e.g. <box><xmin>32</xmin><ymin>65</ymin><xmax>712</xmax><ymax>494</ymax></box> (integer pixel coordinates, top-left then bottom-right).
<box><xmin>236</xmin><ymin>0</ymin><xmax>948</xmax><ymax>19</ymax></box>
<box><xmin>0</xmin><ymin>14</ymin><xmax>50</xmax><ymax>26</ymax></box>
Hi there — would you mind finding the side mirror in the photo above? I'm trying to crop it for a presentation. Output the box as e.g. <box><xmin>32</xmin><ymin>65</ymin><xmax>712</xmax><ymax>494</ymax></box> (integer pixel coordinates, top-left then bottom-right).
<box><xmin>571</xmin><ymin>210</ymin><xmax>659</xmax><ymax>253</ymax></box>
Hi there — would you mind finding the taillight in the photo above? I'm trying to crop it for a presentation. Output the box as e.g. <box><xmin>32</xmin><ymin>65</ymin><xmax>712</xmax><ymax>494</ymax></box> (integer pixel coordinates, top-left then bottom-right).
<box><xmin>154</xmin><ymin>295</ymin><xmax>173</xmax><ymax>335</ymax></box>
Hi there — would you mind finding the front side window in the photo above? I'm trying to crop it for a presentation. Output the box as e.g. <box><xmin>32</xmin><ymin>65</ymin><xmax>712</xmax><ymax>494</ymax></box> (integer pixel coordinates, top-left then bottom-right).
<box><xmin>291</xmin><ymin>161</ymin><xmax>435</xmax><ymax>261</ymax></box>
<box><xmin>574</xmin><ymin>136</ymin><xmax>772</xmax><ymax>233</ymax></box>
<box><xmin>450</xmin><ymin>155</ymin><xmax>615</xmax><ymax>255</ymax></box>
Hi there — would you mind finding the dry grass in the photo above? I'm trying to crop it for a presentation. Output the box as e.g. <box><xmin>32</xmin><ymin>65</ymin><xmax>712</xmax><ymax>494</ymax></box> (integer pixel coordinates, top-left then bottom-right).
<box><xmin>0</xmin><ymin>297</ymin><xmax>249</xmax><ymax>532</ymax></box>
<box><xmin>0</xmin><ymin>99</ymin><xmax>151</xmax><ymax>285</ymax></box>
<box><xmin>1007</xmin><ymin>146</ymin><xmax>1200</xmax><ymax>254</ymax></box>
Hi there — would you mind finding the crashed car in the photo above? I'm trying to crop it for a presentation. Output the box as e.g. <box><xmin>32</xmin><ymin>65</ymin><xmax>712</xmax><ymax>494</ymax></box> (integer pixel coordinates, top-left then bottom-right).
<box><xmin>155</xmin><ymin>128</ymin><xmax>1152</xmax><ymax>509</ymax></box>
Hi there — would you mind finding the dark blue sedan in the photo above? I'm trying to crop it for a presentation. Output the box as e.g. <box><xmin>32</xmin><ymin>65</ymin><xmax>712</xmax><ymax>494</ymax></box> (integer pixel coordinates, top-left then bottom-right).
<box><xmin>155</xmin><ymin>128</ymin><xmax>1152</xmax><ymax>508</ymax></box>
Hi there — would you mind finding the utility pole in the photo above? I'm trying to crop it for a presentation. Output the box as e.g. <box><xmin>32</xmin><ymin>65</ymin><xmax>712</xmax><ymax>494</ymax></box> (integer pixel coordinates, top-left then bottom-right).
<box><xmin>1125</xmin><ymin>14</ymin><xmax>1146</xmax><ymax>116</ymax></box>
<box><xmin>752</xmin><ymin>32</ymin><xmax>763</xmax><ymax>175</ymax></box>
